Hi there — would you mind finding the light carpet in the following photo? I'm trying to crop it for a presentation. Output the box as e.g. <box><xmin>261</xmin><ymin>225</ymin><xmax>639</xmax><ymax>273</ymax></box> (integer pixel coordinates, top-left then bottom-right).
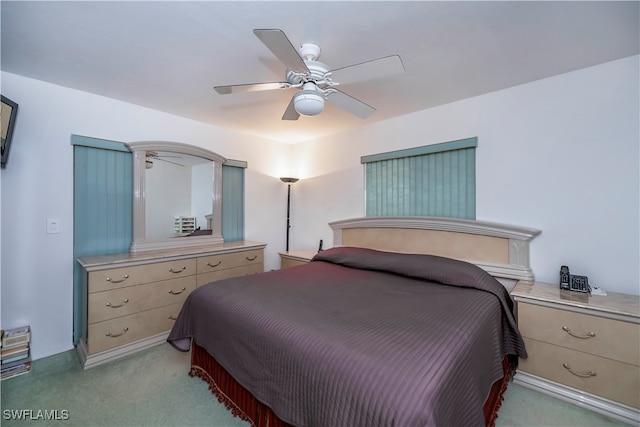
<box><xmin>0</xmin><ymin>343</ymin><xmax>630</xmax><ymax>426</ymax></box>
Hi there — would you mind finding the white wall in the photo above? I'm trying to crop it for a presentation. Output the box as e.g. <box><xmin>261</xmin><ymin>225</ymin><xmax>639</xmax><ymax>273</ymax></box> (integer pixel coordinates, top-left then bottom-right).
<box><xmin>146</xmin><ymin>159</ymin><xmax>192</xmax><ymax>240</ymax></box>
<box><xmin>0</xmin><ymin>72</ymin><xmax>290</xmax><ymax>360</ymax></box>
<box><xmin>2</xmin><ymin>56</ymin><xmax>638</xmax><ymax>361</ymax></box>
<box><xmin>191</xmin><ymin>162</ymin><xmax>215</xmax><ymax>232</ymax></box>
<box><xmin>289</xmin><ymin>56</ymin><xmax>640</xmax><ymax>296</ymax></box>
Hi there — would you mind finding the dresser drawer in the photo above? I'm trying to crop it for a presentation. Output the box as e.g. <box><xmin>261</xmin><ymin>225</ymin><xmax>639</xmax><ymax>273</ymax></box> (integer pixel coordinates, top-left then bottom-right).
<box><xmin>520</xmin><ymin>337</ymin><xmax>640</xmax><ymax>408</ymax></box>
<box><xmin>88</xmin><ymin>276</ymin><xmax>196</xmax><ymax>324</ymax></box>
<box><xmin>197</xmin><ymin>249</ymin><xmax>263</xmax><ymax>274</ymax></box>
<box><xmin>518</xmin><ymin>303</ymin><xmax>640</xmax><ymax>366</ymax></box>
<box><xmin>281</xmin><ymin>258</ymin><xmax>307</xmax><ymax>269</ymax></box>
<box><xmin>88</xmin><ymin>258</ymin><xmax>197</xmax><ymax>293</ymax></box>
<box><xmin>87</xmin><ymin>303</ymin><xmax>183</xmax><ymax>354</ymax></box>
<box><xmin>197</xmin><ymin>263</ymin><xmax>263</xmax><ymax>287</ymax></box>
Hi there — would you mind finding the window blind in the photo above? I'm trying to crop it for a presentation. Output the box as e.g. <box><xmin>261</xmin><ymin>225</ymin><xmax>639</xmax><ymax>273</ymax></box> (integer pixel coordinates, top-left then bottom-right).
<box><xmin>362</xmin><ymin>138</ymin><xmax>476</xmax><ymax>219</ymax></box>
<box><xmin>222</xmin><ymin>160</ymin><xmax>246</xmax><ymax>242</ymax></box>
<box><xmin>72</xmin><ymin>135</ymin><xmax>132</xmax><ymax>344</ymax></box>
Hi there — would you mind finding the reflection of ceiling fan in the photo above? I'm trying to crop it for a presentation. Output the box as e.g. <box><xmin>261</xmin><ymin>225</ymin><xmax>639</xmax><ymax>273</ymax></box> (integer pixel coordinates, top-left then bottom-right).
<box><xmin>145</xmin><ymin>151</ymin><xmax>184</xmax><ymax>169</ymax></box>
<box><xmin>214</xmin><ymin>29</ymin><xmax>405</xmax><ymax>120</ymax></box>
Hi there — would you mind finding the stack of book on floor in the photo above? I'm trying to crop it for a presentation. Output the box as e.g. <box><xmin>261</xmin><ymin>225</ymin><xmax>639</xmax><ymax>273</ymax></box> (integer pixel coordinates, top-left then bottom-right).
<box><xmin>1</xmin><ymin>325</ymin><xmax>31</xmax><ymax>380</ymax></box>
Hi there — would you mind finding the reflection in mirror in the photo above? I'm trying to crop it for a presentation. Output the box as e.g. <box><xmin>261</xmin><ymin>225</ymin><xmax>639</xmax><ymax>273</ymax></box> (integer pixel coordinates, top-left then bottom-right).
<box><xmin>127</xmin><ymin>141</ymin><xmax>226</xmax><ymax>253</ymax></box>
<box><xmin>144</xmin><ymin>151</ymin><xmax>214</xmax><ymax>241</ymax></box>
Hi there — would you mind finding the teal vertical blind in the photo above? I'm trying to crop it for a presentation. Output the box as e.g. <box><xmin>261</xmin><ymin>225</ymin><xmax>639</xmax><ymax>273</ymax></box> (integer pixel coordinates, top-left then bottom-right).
<box><xmin>222</xmin><ymin>160</ymin><xmax>246</xmax><ymax>242</ymax></box>
<box><xmin>72</xmin><ymin>135</ymin><xmax>132</xmax><ymax>344</ymax></box>
<box><xmin>362</xmin><ymin>138</ymin><xmax>477</xmax><ymax>219</ymax></box>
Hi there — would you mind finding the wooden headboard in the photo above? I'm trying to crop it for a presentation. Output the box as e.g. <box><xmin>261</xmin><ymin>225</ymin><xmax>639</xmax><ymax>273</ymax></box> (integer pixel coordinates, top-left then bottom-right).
<box><xmin>330</xmin><ymin>216</ymin><xmax>541</xmax><ymax>288</ymax></box>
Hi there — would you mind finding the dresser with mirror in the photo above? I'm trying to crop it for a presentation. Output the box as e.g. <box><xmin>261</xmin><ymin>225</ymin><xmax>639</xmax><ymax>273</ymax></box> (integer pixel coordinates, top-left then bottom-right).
<box><xmin>76</xmin><ymin>141</ymin><xmax>264</xmax><ymax>369</ymax></box>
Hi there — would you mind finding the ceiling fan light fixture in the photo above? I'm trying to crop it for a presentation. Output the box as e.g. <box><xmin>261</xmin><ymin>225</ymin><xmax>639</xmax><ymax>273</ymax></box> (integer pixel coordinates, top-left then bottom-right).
<box><xmin>145</xmin><ymin>150</ymin><xmax>156</xmax><ymax>169</ymax></box>
<box><xmin>294</xmin><ymin>85</ymin><xmax>324</xmax><ymax>116</ymax></box>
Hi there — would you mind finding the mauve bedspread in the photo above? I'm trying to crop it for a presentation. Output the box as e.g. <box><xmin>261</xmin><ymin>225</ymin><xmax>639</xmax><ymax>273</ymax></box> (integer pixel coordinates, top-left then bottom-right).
<box><xmin>168</xmin><ymin>247</ymin><xmax>527</xmax><ymax>427</ymax></box>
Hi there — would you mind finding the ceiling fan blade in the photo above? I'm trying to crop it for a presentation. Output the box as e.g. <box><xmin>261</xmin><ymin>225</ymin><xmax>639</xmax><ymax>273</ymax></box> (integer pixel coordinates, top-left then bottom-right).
<box><xmin>253</xmin><ymin>29</ymin><xmax>309</xmax><ymax>74</ymax></box>
<box><xmin>282</xmin><ymin>95</ymin><xmax>300</xmax><ymax>121</ymax></box>
<box><xmin>326</xmin><ymin>89</ymin><xmax>376</xmax><ymax>119</ymax></box>
<box><xmin>156</xmin><ymin>158</ymin><xmax>185</xmax><ymax>167</ymax></box>
<box><xmin>330</xmin><ymin>55</ymin><xmax>405</xmax><ymax>85</ymax></box>
<box><xmin>214</xmin><ymin>82</ymin><xmax>290</xmax><ymax>95</ymax></box>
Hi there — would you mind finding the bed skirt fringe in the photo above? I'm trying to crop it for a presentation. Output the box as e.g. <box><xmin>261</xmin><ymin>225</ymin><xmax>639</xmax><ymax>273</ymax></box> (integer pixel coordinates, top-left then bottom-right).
<box><xmin>190</xmin><ymin>341</ymin><xmax>513</xmax><ymax>427</ymax></box>
<box><xmin>484</xmin><ymin>355</ymin><xmax>515</xmax><ymax>427</ymax></box>
<box><xmin>190</xmin><ymin>341</ymin><xmax>292</xmax><ymax>427</ymax></box>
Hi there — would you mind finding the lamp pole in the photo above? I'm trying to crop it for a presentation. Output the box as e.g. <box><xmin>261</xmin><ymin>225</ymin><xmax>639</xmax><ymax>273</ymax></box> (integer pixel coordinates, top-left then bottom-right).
<box><xmin>279</xmin><ymin>177</ymin><xmax>299</xmax><ymax>252</ymax></box>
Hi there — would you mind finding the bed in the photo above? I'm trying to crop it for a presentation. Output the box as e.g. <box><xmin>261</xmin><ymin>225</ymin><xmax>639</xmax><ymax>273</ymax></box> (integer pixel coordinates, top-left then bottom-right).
<box><xmin>168</xmin><ymin>216</ymin><xmax>540</xmax><ymax>426</ymax></box>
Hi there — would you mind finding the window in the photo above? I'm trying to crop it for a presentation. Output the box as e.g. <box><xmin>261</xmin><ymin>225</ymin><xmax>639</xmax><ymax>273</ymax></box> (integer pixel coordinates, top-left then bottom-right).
<box><xmin>361</xmin><ymin>137</ymin><xmax>476</xmax><ymax>219</ymax></box>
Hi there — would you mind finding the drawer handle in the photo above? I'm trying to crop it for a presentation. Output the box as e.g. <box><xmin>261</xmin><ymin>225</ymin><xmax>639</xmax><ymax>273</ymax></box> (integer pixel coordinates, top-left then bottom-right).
<box><xmin>562</xmin><ymin>363</ymin><xmax>596</xmax><ymax>378</ymax></box>
<box><xmin>168</xmin><ymin>315</ymin><xmax>178</xmax><ymax>321</ymax></box>
<box><xmin>169</xmin><ymin>266</ymin><xmax>186</xmax><ymax>273</ymax></box>
<box><xmin>246</xmin><ymin>255</ymin><xmax>257</xmax><ymax>261</ymax></box>
<box><xmin>207</xmin><ymin>261</ymin><xmax>222</xmax><ymax>268</ymax></box>
<box><xmin>106</xmin><ymin>274</ymin><xmax>129</xmax><ymax>284</ymax></box>
<box><xmin>562</xmin><ymin>326</ymin><xmax>596</xmax><ymax>339</ymax></box>
<box><xmin>106</xmin><ymin>298</ymin><xmax>129</xmax><ymax>308</ymax></box>
<box><xmin>105</xmin><ymin>327</ymin><xmax>129</xmax><ymax>338</ymax></box>
<box><xmin>168</xmin><ymin>287</ymin><xmax>186</xmax><ymax>295</ymax></box>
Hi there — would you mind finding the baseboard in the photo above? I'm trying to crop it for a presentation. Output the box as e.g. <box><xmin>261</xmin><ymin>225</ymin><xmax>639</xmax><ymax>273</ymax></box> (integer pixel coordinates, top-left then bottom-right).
<box><xmin>513</xmin><ymin>370</ymin><xmax>639</xmax><ymax>425</ymax></box>
<box><xmin>75</xmin><ymin>331</ymin><xmax>170</xmax><ymax>370</ymax></box>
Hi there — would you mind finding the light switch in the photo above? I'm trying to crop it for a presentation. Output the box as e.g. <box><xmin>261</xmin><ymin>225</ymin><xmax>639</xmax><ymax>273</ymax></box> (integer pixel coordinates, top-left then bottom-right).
<box><xmin>46</xmin><ymin>218</ymin><xmax>60</xmax><ymax>234</ymax></box>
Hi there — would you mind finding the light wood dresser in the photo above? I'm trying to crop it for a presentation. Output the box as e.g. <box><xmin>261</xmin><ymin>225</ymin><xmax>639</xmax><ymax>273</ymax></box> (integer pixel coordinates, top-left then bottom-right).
<box><xmin>512</xmin><ymin>281</ymin><xmax>640</xmax><ymax>425</ymax></box>
<box><xmin>278</xmin><ymin>249</ymin><xmax>317</xmax><ymax>269</ymax></box>
<box><xmin>77</xmin><ymin>241</ymin><xmax>265</xmax><ymax>369</ymax></box>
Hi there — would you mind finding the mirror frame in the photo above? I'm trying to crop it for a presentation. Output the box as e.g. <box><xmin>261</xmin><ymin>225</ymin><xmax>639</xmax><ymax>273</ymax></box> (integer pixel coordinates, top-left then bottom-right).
<box><xmin>126</xmin><ymin>141</ymin><xmax>226</xmax><ymax>253</ymax></box>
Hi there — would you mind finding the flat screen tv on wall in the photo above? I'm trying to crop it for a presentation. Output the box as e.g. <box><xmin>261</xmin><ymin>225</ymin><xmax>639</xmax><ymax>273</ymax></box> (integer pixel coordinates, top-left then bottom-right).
<box><xmin>1</xmin><ymin>95</ymin><xmax>19</xmax><ymax>169</ymax></box>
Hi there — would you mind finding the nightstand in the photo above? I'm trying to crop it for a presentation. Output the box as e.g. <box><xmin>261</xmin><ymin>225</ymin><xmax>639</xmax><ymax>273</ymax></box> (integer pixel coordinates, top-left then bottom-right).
<box><xmin>511</xmin><ymin>281</ymin><xmax>639</xmax><ymax>424</ymax></box>
<box><xmin>278</xmin><ymin>249</ymin><xmax>317</xmax><ymax>269</ymax></box>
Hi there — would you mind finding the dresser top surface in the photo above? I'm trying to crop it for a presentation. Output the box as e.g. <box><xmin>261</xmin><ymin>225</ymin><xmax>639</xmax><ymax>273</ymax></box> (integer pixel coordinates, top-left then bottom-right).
<box><xmin>77</xmin><ymin>240</ymin><xmax>266</xmax><ymax>270</ymax></box>
<box><xmin>512</xmin><ymin>281</ymin><xmax>640</xmax><ymax>320</ymax></box>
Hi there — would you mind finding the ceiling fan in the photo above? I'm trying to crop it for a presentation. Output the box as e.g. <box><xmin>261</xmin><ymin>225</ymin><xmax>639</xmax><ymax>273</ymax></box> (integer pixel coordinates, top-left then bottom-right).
<box><xmin>145</xmin><ymin>151</ymin><xmax>184</xmax><ymax>169</ymax></box>
<box><xmin>214</xmin><ymin>29</ymin><xmax>405</xmax><ymax>120</ymax></box>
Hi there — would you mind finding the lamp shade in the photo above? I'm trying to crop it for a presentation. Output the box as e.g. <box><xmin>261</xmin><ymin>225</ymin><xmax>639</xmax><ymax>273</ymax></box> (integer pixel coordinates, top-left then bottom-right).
<box><xmin>280</xmin><ymin>177</ymin><xmax>299</xmax><ymax>183</ymax></box>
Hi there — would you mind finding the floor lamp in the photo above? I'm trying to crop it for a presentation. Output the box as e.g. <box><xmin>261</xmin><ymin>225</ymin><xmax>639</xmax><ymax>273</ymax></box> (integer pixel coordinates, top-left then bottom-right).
<box><xmin>280</xmin><ymin>177</ymin><xmax>299</xmax><ymax>251</ymax></box>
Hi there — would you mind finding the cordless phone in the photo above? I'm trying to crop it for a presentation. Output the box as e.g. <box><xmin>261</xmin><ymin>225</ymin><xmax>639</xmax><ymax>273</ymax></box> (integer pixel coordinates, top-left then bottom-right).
<box><xmin>559</xmin><ymin>265</ymin><xmax>591</xmax><ymax>293</ymax></box>
<box><xmin>559</xmin><ymin>266</ymin><xmax>570</xmax><ymax>290</ymax></box>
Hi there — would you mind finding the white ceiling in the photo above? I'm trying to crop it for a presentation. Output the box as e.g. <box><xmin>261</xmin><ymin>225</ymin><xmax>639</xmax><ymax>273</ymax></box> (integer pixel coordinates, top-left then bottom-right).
<box><xmin>2</xmin><ymin>1</ymin><xmax>638</xmax><ymax>143</ymax></box>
